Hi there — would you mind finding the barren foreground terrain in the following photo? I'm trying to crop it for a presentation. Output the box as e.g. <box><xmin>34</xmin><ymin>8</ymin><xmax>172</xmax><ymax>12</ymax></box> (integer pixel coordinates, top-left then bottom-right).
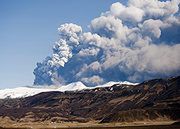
<box><xmin>0</xmin><ymin>120</ymin><xmax>180</xmax><ymax>129</ymax></box>
<box><xmin>0</xmin><ymin>125</ymin><xmax>180</xmax><ymax>129</ymax></box>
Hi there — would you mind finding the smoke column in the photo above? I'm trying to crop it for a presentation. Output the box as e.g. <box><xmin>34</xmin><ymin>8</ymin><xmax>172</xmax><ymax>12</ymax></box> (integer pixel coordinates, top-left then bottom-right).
<box><xmin>34</xmin><ymin>0</ymin><xmax>180</xmax><ymax>86</ymax></box>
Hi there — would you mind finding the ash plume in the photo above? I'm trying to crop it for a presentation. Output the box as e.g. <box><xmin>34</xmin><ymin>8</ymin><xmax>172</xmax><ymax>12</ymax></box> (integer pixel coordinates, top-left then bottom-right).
<box><xmin>34</xmin><ymin>0</ymin><xmax>180</xmax><ymax>86</ymax></box>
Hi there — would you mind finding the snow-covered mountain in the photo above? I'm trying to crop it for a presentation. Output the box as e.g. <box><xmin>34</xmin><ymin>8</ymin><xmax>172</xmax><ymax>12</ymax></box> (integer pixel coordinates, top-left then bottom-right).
<box><xmin>0</xmin><ymin>81</ymin><xmax>137</xmax><ymax>99</ymax></box>
<box><xmin>94</xmin><ymin>81</ymin><xmax>138</xmax><ymax>88</ymax></box>
<box><xmin>0</xmin><ymin>76</ymin><xmax>179</xmax><ymax>124</ymax></box>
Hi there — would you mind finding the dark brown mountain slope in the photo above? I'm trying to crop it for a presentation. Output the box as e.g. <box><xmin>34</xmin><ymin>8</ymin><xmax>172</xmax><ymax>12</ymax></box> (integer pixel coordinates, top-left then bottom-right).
<box><xmin>0</xmin><ymin>76</ymin><xmax>179</xmax><ymax>123</ymax></box>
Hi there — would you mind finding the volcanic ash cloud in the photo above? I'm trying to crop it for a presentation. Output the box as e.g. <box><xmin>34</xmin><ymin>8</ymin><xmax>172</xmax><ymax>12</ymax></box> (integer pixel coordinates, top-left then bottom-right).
<box><xmin>33</xmin><ymin>0</ymin><xmax>180</xmax><ymax>86</ymax></box>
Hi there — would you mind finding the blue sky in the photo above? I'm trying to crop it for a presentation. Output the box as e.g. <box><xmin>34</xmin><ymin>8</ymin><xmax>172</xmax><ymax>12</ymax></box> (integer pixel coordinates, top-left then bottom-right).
<box><xmin>0</xmin><ymin>0</ymin><xmax>127</xmax><ymax>88</ymax></box>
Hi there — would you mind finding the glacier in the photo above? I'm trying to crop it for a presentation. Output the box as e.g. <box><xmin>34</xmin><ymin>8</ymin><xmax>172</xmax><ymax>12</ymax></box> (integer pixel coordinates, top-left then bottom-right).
<box><xmin>0</xmin><ymin>81</ymin><xmax>138</xmax><ymax>99</ymax></box>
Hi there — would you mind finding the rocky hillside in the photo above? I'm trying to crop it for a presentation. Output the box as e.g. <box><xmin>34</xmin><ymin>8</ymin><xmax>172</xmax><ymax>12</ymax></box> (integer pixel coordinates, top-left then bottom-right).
<box><xmin>0</xmin><ymin>76</ymin><xmax>179</xmax><ymax>123</ymax></box>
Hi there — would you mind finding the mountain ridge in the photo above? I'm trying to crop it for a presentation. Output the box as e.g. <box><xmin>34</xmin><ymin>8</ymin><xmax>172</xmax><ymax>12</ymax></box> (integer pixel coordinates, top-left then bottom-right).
<box><xmin>0</xmin><ymin>81</ymin><xmax>137</xmax><ymax>99</ymax></box>
<box><xmin>0</xmin><ymin>76</ymin><xmax>179</xmax><ymax>123</ymax></box>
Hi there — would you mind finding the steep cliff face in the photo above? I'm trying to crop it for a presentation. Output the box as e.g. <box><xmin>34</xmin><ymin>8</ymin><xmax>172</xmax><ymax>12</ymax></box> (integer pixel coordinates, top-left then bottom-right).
<box><xmin>0</xmin><ymin>76</ymin><xmax>179</xmax><ymax>123</ymax></box>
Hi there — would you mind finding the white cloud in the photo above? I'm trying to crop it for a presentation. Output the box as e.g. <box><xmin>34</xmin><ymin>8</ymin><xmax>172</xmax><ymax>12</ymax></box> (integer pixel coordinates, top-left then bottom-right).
<box><xmin>110</xmin><ymin>2</ymin><xmax>144</xmax><ymax>22</ymax></box>
<box><xmin>141</xmin><ymin>19</ymin><xmax>164</xmax><ymax>38</ymax></box>
<box><xmin>81</xmin><ymin>75</ymin><xmax>105</xmax><ymax>86</ymax></box>
<box><xmin>129</xmin><ymin>0</ymin><xmax>180</xmax><ymax>18</ymax></box>
<box><xmin>110</xmin><ymin>2</ymin><xmax>126</xmax><ymax>17</ymax></box>
<box><xmin>58</xmin><ymin>23</ymin><xmax>82</xmax><ymax>46</ymax></box>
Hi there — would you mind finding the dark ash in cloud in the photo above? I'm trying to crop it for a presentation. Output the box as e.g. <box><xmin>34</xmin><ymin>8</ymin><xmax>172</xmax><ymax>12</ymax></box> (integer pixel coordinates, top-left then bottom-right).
<box><xmin>34</xmin><ymin>0</ymin><xmax>180</xmax><ymax>86</ymax></box>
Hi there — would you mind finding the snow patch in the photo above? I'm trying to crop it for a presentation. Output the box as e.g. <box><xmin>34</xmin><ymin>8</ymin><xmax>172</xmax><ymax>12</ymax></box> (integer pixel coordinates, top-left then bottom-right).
<box><xmin>0</xmin><ymin>81</ymin><xmax>137</xmax><ymax>99</ymax></box>
<box><xmin>57</xmin><ymin>82</ymin><xmax>87</xmax><ymax>92</ymax></box>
